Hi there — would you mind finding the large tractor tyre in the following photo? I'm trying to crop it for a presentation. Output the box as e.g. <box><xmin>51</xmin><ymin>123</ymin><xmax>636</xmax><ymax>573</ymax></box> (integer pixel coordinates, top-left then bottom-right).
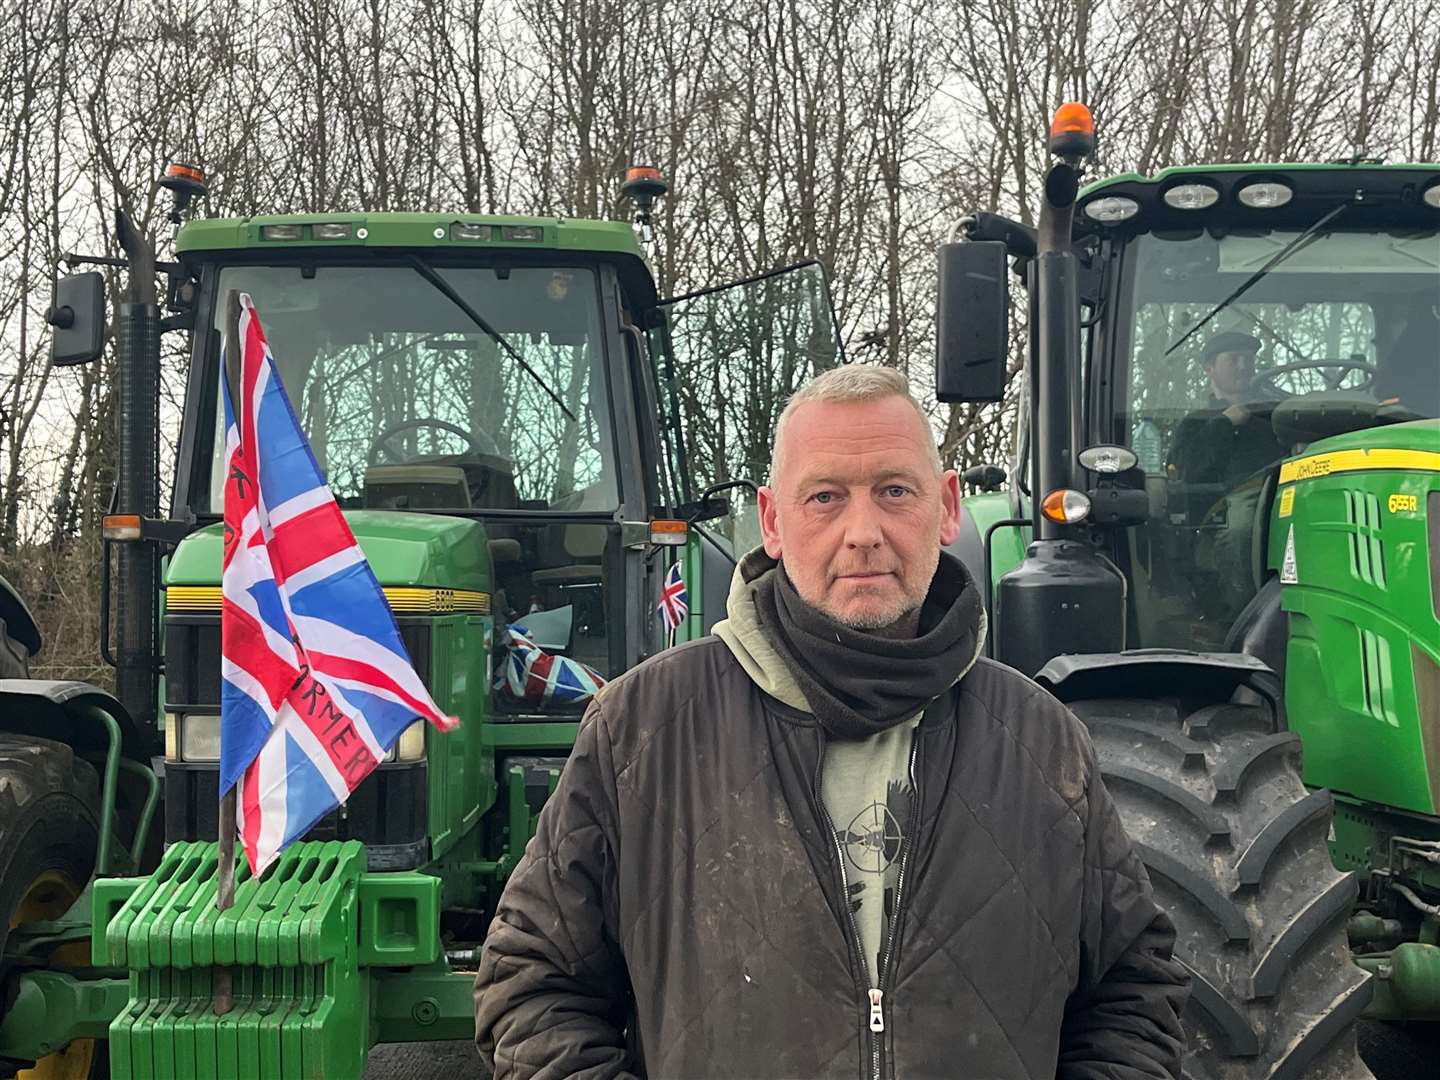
<box><xmin>0</xmin><ymin>734</ymin><xmax>106</xmax><ymax>1080</ymax></box>
<box><xmin>1070</xmin><ymin>698</ymin><xmax>1372</xmax><ymax>1080</ymax></box>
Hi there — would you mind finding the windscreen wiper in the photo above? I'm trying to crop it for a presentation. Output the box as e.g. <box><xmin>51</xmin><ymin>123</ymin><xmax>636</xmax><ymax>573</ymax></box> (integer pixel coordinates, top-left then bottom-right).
<box><xmin>1164</xmin><ymin>201</ymin><xmax>1349</xmax><ymax>357</ymax></box>
<box><xmin>405</xmin><ymin>254</ymin><xmax>576</xmax><ymax>422</ymax></box>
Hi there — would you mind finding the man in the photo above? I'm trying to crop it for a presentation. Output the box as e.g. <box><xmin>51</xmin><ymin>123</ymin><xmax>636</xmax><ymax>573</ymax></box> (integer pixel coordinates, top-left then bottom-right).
<box><xmin>1167</xmin><ymin>331</ymin><xmax>1288</xmax><ymax>489</ymax></box>
<box><xmin>474</xmin><ymin>366</ymin><xmax>1189</xmax><ymax>1078</ymax></box>
<box><xmin>1167</xmin><ymin>331</ymin><xmax>1289</xmax><ymax>618</ymax></box>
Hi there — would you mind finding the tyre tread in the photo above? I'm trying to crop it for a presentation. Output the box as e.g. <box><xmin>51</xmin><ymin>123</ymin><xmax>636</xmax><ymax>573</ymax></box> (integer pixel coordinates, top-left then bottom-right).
<box><xmin>1086</xmin><ymin>717</ymin><xmax>1208</xmax><ymax>768</ymax></box>
<box><xmin>1077</xmin><ymin>695</ymin><xmax>1371</xmax><ymax>1079</ymax></box>
<box><xmin>1137</xmin><ymin>842</ymin><xmax>1252</xmax><ymax>943</ymax></box>
<box><xmin>1234</xmin><ymin>789</ymin><xmax>1333</xmax><ymax>892</ymax></box>
<box><xmin>1100</xmin><ymin>763</ymin><xmax>1232</xmax><ymax>841</ymax></box>
<box><xmin>1212</xmin><ymin>732</ymin><xmax>1303</xmax><ymax>798</ymax></box>
<box><xmin>1248</xmin><ymin>873</ymin><xmax>1359</xmax><ymax>1000</ymax></box>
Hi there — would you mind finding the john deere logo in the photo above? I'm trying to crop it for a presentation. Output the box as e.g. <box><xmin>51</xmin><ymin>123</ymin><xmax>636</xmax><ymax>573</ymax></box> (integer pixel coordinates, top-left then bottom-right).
<box><xmin>1387</xmin><ymin>493</ymin><xmax>1418</xmax><ymax>514</ymax></box>
<box><xmin>1291</xmin><ymin>456</ymin><xmax>1333</xmax><ymax>480</ymax></box>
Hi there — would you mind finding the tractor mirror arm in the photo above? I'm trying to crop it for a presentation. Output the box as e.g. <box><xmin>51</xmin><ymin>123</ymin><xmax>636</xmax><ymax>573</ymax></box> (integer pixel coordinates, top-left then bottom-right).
<box><xmin>954</xmin><ymin>212</ymin><xmax>1037</xmax><ymax>259</ymax></box>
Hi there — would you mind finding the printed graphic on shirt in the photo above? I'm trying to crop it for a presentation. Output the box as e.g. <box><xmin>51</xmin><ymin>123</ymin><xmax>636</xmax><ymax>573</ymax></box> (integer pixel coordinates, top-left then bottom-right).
<box><xmin>843</xmin><ymin>797</ymin><xmax>904</xmax><ymax>875</ymax></box>
<box><xmin>834</xmin><ymin>778</ymin><xmax>913</xmax><ymax>973</ymax></box>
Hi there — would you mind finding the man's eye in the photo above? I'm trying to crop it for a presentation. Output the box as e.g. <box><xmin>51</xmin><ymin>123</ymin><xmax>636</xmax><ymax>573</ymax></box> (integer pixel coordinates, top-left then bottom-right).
<box><xmin>812</xmin><ymin>492</ymin><xmax>835</xmax><ymax>504</ymax></box>
<box><xmin>884</xmin><ymin>485</ymin><xmax>909</xmax><ymax>498</ymax></box>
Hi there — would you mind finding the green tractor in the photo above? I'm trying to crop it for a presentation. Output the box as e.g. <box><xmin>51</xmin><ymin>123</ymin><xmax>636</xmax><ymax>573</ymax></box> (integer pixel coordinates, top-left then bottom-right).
<box><xmin>0</xmin><ymin>169</ymin><xmax>840</xmax><ymax>1077</ymax></box>
<box><xmin>937</xmin><ymin>107</ymin><xmax>1439</xmax><ymax>1076</ymax></box>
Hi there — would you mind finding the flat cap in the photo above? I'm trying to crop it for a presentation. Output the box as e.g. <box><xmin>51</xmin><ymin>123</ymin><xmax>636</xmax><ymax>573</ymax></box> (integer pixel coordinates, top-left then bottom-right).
<box><xmin>1202</xmin><ymin>331</ymin><xmax>1261</xmax><ymax>363</ymax></box>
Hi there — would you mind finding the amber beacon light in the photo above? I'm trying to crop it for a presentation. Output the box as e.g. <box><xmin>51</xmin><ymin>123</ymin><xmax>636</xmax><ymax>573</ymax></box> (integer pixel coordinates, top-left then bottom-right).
<box><xmin>1048</xmin><ymin>102</ymin><xmax>1095</xmax><ymax>159</ymax></box>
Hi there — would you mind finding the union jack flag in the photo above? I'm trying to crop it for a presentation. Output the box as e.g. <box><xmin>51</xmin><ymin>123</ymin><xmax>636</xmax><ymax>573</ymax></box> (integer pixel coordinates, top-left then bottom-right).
<box><xmin>657</xmin><ymin>560</ymin><xmax>689</xmax><ymax>634</ymax></box>
<box><xmin>220</xmin><ymin>294</ymin><xmax>457</xmax><ymax>876</ymax></box>
<box><xmin>496</xmin><ymin>623</ymin><xmax>606</xmax><ymax>706</ymax></box>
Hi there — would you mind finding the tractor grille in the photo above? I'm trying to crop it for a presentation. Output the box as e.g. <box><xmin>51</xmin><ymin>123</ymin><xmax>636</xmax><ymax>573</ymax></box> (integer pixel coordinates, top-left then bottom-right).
<box><xmin>164</xmin><ymin>617</ymin><xmax>433</xmax><ymax>707</ymax></box>
<box><xmin>1357</xmin><ymin>628</ymin><xmax>1400</xmax><ymax>727</ymax></box>
<box><xmin>162</xmin><ymin>614</ymin><xmax>434</xmax><ymax>867</ymax></box>
<box><xmin>1342</xmin><ymin>489</ymin><xmax>1387</xmax><ymax>589</ymax></box>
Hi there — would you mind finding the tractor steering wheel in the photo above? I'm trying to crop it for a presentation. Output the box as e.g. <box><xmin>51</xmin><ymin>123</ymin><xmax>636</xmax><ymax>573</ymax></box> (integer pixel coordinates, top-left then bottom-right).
<box><xmin>1252</xmin><ymin>358</ymin><xmax>1378</xmax><ymax>398</ymax></box>
<box><xmin>368</xmin><ymin>418</ymin><xmax>502</xmax><ymax>465</ymax></box>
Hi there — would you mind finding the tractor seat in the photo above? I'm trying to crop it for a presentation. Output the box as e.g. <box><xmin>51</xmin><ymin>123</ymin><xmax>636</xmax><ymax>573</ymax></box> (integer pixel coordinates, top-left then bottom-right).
<box><xmin>532</xmin><ymin>523</ymin><xmax>607</xmax><ymax>586</ymax></box>
<box><xmin>363</xmin><ymin>464</ymin><xmax>472</xmax><ymax>510</ymax></box>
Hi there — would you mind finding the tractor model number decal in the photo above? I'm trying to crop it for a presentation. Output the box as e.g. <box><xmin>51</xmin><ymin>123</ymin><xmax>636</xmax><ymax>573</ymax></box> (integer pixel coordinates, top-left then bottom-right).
<box><xmin>1387</xmin><ymin>493</ymin><xmax>1418</xmax><ymax>514</ymax></box>
<box><xmin>1278</xmin><ymin>487</ymin><xmax>1295</xmax><ymax>517</ymax></box>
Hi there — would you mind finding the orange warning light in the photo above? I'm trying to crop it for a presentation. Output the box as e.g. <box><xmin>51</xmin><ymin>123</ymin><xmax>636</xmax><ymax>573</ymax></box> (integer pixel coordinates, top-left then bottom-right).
<box><xmin>165</xmin><ymin>163</ymin><xmax>207</xmax><ymax>185</ymax></box>
<box><xmin>1050</xmin><ymin>103</ymin><xmax>1094</xmax><ymax>139</ymax></box>
<box><xmin>625</xmin><ymin>166</ymin><xmax>664</xmax><ymax>186</ymax></box>
<box><xmin>1048</xmin><ymin>103</ymin><xmax>1095</xmax><ymax>159</ymax></box>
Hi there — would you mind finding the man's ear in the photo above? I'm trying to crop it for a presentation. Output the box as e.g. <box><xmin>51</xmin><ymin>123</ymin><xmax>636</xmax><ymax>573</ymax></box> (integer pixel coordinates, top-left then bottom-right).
<box><xmin>938</xmin><ymin>469</ymin><xmax>962</xmax><ymax>546</ymax></box>
<box><xmin>758</xmin><ymin>485</ymin><xmax>783</xmax><ymax>558</ymax></box>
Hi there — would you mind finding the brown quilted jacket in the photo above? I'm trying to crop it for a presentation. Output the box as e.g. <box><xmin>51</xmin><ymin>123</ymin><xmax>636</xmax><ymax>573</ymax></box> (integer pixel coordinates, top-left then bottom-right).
<box><xmin>474</xmin><ymin>566</ymin><xmax>1188</xmax><ymax>1079</ymax></box>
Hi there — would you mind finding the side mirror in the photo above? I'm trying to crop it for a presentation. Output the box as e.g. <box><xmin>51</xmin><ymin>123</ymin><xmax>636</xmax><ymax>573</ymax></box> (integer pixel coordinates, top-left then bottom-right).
<box><xmin>935</xmin><ymin>241</ymin><xmax>1009</xmax><ymax>403</ymax></box>
<box><xmin>962</xmin><ymin>464</ymin><xmax>1007</xmax><ymax>492</ymax></box>
<box><xmin>47</xmin><ymin>272</ymin><xmax>106</xmax><ymax>367</ymax></box>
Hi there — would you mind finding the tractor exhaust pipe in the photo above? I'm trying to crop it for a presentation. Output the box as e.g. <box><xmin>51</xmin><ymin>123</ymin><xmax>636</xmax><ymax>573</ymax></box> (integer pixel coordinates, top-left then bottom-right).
<box><xmin>1032</xmin><ymin>106</ymin><xmax>1089</xmax><ymax>536</ymax></box>
<box><xmin>113</xmin><ymin>210</ymin><xmax>161</xmax><ymax>727</ymax></box>
<box><xmin>992</xmin><ymin>105</ymin><xmax>1127</xmax><ymax>675</ymax></box>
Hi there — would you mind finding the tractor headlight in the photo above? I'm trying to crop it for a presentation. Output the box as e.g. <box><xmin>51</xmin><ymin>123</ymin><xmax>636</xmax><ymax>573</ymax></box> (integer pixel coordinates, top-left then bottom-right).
<box><xmin>388</xmin><ymin>721</ymin><xmax>427</xmax><ymax>762</ymax></box>
<box><xmin>1423</xmin><ymin>182</ymin><xmax>1440</xmax><ymax>209</ymax></box>
<box><xmin>174</xmin><ymin>713</ymin><xmax>221</xmax><ymax>762</ymax></box>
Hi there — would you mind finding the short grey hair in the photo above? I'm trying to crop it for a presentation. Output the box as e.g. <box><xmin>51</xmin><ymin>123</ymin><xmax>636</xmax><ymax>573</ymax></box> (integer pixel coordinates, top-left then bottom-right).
<box><xmin>771</xmin><ymin>365</ymin><xmax>942</xmax><ymax>484</ymax></box>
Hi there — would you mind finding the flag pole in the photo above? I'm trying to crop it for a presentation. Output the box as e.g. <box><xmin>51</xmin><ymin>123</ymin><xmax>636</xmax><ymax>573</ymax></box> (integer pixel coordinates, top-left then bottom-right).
<box><xmin>214</xmin><ymin>290</ymin><xmax>242</xmax><ymax>1015</ymax></box>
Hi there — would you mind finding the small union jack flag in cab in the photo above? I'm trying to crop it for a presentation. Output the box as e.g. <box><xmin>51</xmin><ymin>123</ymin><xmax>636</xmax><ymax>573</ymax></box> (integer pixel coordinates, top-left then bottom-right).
<box><xmin>220</xmin><ymin>293</ymin><xmax>457</xmax><ymax>876</ymax></box>
<box><xmin>657</xmin><ymin>560</ymin><xmax>689</xmax><ymax>634</ymax></box>
<box><xmin>496</xmin><ymin>624</ymin><xmax>606</xmax><ymax>707</ymax></box>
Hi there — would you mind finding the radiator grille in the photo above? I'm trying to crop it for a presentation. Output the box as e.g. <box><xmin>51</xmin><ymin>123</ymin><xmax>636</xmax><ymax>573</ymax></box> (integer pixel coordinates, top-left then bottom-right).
<box><xmin>1357</xmin><ymin>628</ymin><xmax>1399</xmax><ymax>727</ymax></box>
<box><xmin>1343</xmin><ymin>489</ymin><xmax>1386</xmax><ymax>589</ymax></box>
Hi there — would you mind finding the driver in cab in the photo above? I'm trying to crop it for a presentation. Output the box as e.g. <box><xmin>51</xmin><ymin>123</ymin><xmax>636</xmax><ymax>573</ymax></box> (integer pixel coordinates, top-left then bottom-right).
<box><xmin>1167</xmin><ymin>331</ymin><xmax>1289</xmax><ymax>490</ymax></box>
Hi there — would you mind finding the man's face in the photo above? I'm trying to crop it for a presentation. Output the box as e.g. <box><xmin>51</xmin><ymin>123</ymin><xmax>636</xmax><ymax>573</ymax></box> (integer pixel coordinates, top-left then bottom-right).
<box><xmin>758</xmin><ymin>396</ymin><xmax>961</xmax><ymax>629</ymax></box>
<box><xmin>1207</xmin><ymin>348</ymin><xmax>1256</xmax><ymax>399</ymax></box>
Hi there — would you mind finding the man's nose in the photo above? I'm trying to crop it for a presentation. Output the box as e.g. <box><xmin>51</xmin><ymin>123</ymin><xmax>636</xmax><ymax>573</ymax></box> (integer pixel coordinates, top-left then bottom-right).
<box><xmin>842</xmin><ymin>495</ymin><xmax>884</xmax><ymax>548</ymax></box>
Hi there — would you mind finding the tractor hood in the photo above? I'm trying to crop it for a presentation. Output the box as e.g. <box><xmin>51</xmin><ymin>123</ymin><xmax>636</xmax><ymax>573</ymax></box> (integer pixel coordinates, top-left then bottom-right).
<box><xmin>1272</xmin><ymin>416</ymin><xmax>1439</xmax><ymax>816</ymax></box>
<box><xmin>1276</xmin><ymin>417</ymin><xmax>1440</xmax><ymax>485</ymax></box>
<box><xmin>165</xmin><ymin>511</ymin><xmax>493</xmax><ymax>595</ymax></box>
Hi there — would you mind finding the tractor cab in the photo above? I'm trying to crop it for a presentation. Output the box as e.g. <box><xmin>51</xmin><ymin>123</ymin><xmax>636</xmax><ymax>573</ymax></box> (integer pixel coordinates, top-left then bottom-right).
<box><xmin>191</xmin><ymin>246</ymin><xmax>628</xmax><ymax>692</ymax></box>
<box><xmin>1090</xmin><ymin>179</ymin><xmax>1440</xmax><ymax>650</ymax></box>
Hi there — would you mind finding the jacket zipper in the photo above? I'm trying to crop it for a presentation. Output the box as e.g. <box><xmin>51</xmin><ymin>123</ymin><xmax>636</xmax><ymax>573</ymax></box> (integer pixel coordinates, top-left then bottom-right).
<box><xmin>812</xmin><ymin>733</ymin><xmax>878</xmax><ymax>1078</ymax></box>
<box><xmin>815</xmin><ymin>727</ymin><xmax>924</xmax><ymax>1080</ymax></box>
<box><xmin>872</xmin><ymin>733</ymin><xmax>922</xmax><ymax>1079</ymax></box>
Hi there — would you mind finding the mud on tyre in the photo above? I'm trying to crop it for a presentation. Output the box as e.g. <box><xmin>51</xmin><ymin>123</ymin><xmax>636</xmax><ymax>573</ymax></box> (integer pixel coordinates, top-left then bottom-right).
<box><xmin>1071</xmin><ymin>697</ymin><xmax>1372</xmax><ymax>1080</ymax></box>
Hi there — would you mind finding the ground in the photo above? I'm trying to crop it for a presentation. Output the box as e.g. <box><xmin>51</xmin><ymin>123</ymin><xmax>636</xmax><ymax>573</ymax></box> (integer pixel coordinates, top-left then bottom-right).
<box><xmin>362</xmin><ymin>1026</ymin><xmax>1436</xmax><ymax>1078</ymax></box>
<box><xmin>364</xmin><ymin>1040</ymin><xmax>489</xmax><ymax>1079</ymax></box>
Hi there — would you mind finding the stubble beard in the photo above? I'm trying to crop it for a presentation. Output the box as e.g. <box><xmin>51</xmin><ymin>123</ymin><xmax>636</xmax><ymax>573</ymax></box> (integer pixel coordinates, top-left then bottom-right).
<box><xmin>808</xmin><ymin>553</ymin><xmax>937</xmax><ymax>633</ymax></box>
